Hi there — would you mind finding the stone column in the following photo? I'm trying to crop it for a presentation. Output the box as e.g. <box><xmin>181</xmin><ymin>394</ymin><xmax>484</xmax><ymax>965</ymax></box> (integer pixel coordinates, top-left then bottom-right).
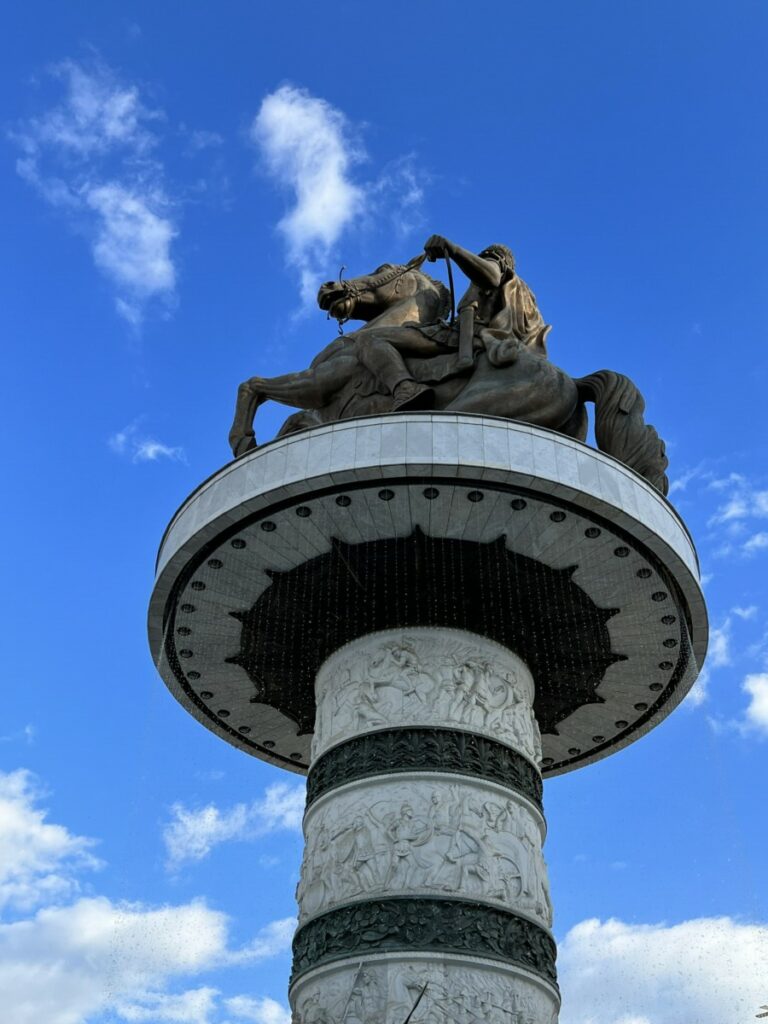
<box><xmin>290</xmin><ymin>627</ymin><xmax>559</xmax><ymax>1024</ymax></box>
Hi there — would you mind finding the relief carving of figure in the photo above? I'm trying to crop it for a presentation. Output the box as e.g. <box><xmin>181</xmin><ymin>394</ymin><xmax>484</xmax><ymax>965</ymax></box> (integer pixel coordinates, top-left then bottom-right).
<box><xmin>331</xmin><ymin>815</ymin><xmax>380</xmax><ymax>894</ymax></box>
<box><xmin>379</xmin><ymin>802</ymin><xmax>434</xmax><ymax>889</ymax></box>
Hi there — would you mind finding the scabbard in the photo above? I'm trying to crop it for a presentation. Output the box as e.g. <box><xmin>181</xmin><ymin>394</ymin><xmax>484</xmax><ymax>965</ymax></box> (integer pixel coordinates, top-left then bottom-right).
<box><xmin>457</xmin><ymin>305</ymin><xmax>475</xmax><ymax>369</ymax></box>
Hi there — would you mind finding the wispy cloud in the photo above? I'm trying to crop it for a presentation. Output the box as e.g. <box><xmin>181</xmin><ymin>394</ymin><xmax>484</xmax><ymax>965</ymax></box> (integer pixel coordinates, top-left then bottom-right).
<box><xmin>163</xmin><ymin>782</ymin><xmax>304</xmax><ymax>871</ymax></box>
<box><xmin>251</xmin><ymin>84</ymin><xmax>428</xmax><ymax>306</ymax></box>
<box><xmin>0</xmin><ymin>724</ymin><xmax>36</xmax><ymax>745</ymax></box>
<box><xmin>13</xmin><ymin>60</ymin><xmax>177</xmax><ymax>325</ymax></box>
<box><xmin>109</xmin><ymin>422</ymin><xmax>185</xmax><ymax>463</ymax></box>
<box><xmin>743</xmin><ymin>531</ymin><xmax>768</xmax><ymax>556</ymax></box>
<box><xmin>251</xmin><ymin>85</ymin><xmax>365</xmax><ymax>306</ymax></box>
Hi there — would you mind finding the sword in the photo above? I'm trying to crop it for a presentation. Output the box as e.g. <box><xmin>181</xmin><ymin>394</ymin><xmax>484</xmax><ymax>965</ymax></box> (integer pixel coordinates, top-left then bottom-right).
<box><xmin>456</xmin><ymin>302</ymin><xmax>475</xmax><ymax>370</ymax></box>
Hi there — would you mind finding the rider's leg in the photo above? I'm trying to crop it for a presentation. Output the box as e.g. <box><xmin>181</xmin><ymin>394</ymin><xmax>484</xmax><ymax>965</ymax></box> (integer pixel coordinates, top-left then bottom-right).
<box><xmin>354</xmin><ymin>329</ymin><xmax>438</xmax><ymax>410</ymax></box>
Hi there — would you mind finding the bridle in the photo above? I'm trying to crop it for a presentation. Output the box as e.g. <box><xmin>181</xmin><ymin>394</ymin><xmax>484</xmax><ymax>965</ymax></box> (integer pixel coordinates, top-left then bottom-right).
<box><xmin>329</xmin><ymin>251</ymin><xmax>456</xmax><ymax>334</ymax></box>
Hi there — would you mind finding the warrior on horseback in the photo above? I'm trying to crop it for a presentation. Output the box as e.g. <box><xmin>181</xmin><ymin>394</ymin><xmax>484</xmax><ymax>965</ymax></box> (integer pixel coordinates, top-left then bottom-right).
<box><xmin>228</xmin><ymin>234</ymin><xmax>669</xmax><ymax>494</ymax></box>
<box><xmin>348</xmin><ymin>235</ymin><xmax>550</xmax><ymax>414</ymax></box>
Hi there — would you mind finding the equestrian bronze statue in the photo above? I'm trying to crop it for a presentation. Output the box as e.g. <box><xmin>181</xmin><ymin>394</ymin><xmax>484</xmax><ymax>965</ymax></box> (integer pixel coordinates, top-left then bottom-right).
<box><xmin>229</xmin><ymin>235</ymin><xmax>669</xmax><ymax>494</ymax></box>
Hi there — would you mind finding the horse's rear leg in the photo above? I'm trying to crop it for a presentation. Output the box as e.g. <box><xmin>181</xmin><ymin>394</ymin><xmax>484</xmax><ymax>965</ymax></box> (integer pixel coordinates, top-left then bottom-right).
<box><xmin>228</xmin><ymin>381</ymin><xmax>263</xmax><ymax>457</ymax></box>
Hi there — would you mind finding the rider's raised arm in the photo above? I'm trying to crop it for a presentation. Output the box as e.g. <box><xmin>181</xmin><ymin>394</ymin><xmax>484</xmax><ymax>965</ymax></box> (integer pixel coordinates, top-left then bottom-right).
<box><xmin>423</xmin><ymin>234</ymin><xmax>503</xmax><ymax>290</ymax></box>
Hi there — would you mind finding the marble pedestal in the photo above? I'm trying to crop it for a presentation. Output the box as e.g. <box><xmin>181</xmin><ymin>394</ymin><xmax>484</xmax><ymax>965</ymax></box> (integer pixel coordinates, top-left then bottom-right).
<box><xmin>147</xmin><ymin>413</ymin><xmax>708</xmax><ymax>1022</ymax></box>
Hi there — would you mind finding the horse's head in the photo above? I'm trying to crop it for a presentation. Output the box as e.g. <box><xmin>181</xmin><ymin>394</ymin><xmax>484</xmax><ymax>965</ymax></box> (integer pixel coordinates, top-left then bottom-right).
<box><xmin>317</xmin><ymin>257</ymin><xmax>450</xmax><ymax>326</ymax></box>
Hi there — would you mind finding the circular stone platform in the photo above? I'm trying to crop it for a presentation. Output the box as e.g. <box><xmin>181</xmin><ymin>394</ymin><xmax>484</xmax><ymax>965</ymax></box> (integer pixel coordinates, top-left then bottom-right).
<box><xmin>147</xmin><ymin>413</ymin><xmax>707</xmax><ymax>777</ymax></box>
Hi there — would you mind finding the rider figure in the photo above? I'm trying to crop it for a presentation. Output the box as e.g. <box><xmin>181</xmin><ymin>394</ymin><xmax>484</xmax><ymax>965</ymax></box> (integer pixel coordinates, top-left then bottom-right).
<box><xmin>354</xmin><ymin>234</ymin><xmax>548</xmax><ymax>411</ymax></box>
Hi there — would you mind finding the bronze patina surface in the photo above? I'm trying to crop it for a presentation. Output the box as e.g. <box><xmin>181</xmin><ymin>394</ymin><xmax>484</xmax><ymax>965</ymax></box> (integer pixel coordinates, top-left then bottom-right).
<box><xmin>229</xmin><ymin>235</ymin><xmax>669</xmax><ymax>493</ymax></box>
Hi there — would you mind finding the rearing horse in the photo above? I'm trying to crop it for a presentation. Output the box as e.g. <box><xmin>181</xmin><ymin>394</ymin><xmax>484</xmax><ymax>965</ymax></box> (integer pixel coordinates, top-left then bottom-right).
<box><xmin>229</xmin><ymin>258</ymin><xmax>669</xmax><ymax>493</ymax></box>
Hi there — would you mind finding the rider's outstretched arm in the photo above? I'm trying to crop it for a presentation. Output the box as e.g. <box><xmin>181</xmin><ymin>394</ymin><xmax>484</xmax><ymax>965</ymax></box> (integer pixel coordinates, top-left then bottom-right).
<box><xmin>424</xmin><ymin>235</ymin><xmax>503</xmax><ymax>291</ymax></box>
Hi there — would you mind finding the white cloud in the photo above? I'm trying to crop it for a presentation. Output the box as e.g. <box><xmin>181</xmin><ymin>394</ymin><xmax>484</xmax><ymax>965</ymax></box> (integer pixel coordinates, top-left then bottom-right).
<box><xmin>0</xmin><ymin>768</ymin><xmax>293</xmax><ymax>1024</ymax></box>
<box><xmin>0</xmin><ymin>769</ymin><xmax>100</xmax><ymax>914</ymax></box>
<box><xmin>13</xmin><ymin>60</ymin><xmax>176</xmax><ymax>324</ymax></box>
<box><xmin>558</xmin><ymin>915</ymin><xmax>768</xmax><ymax>1024</ymax></box>
<box><xmin>742</xmin><ymin>673</ymin><xmax>768</xmax><ymax>735</ymax></box>
<box><xmin>708</xmin><ymin>476</ymin><xmax>768</xmax><ymax>530</ymax></box>
<box><xmin>732</xmin><ymin>604</ymin><xmax>758</xmax><ymax>619</ymax></box>
<box><xmin>251</xmin><ymin>84</ymin><xmax>428</xmax><ymax>306</ymax></box>
<box><xmin>163</xmin><ymin>782</ymin><xmax>304</xmax><ymax>870</ymax></box>
<box><xmin>743</xmin><ymin>531</ymin><xmax>768</xmax><ymax>556</ymax></box>
<box><xmin>252</xmin><ymin>84</ymin><xmax>365</xmax><ymax>306</ymax></box>
<box><xmin>0</xmin><ymin>724</ymin><xmax>36</xmax><ymax>745</ymax></box>
<box><xmin>0</xmin><ymin>896</ymin><xmax>293</xmax><ymax>1024</ymax></box>
<box><xmin>225</xmin><ymin>995</ymin><xmax>291</xmax><ymax>1024</ymax></box>
<box><xmin>109</xmin><ymin>422</ymin><xmax>185</xmax><ymax>463</ymax></box>
<box><xmin>115</xmin><ymin>987</ymin><xmax>220</xmax><ymax>1023</ymax></box>
<box><xmin>86</xmin><ymin>182</ymin><xmax>176</xmax><ymax>322</ymax></box>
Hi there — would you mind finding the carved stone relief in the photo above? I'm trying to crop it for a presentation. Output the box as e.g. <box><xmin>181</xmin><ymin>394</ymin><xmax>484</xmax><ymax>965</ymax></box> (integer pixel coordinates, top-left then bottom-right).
<box><xmin>291</xmin><ymin>956</ymin><xmax>559</xmax><ymax>1024</ymax></box>
<box><xmin>298</xmin><ymin>778</ymin><xmax>552</xmax><ymax>929</ymax></box>
<box><xmin>313</xmin><ymin>629</ymin><xmax>541</xmax><ymax>765</ymax></box>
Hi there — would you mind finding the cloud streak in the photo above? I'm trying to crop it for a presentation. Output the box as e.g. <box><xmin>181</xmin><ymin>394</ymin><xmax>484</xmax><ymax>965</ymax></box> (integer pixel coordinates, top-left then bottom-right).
<box><xmin>13</xmin><ymin>59</ymin><xmax>177</xmax><ymax>325</ymax></box>
<box><xmin>109</xmin><ymin>422</ymin><xmax>185</xmax><ymax>463</ymax></box>
<box><xmin>163</xmin><ymin>782</ymin><xmax>305</xmax><ymax>870</ymax></box>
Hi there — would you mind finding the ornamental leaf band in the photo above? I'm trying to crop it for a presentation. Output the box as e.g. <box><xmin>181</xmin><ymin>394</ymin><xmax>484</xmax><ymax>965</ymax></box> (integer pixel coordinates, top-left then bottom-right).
<box><xmin>290</xmin><ymin>896</ymin><xmax>558</xmax><ymax>988</ymax></box>
<box><xmin>306</xmin><ymin>727</ymin><xmax>543</xmax><ymax>811</ymax></box>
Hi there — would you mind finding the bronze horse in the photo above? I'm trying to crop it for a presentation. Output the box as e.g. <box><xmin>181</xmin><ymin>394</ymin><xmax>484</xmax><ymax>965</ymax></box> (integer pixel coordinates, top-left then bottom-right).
<box><xmin>229</xmin><ymin>257</ymin><xmax>668</xmax><ymax>493</ymax></box>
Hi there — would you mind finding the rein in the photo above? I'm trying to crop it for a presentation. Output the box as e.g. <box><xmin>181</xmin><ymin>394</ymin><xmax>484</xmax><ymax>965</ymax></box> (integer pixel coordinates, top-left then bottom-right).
<box><xmin>330</xmin><ymin>251</ymin><xmax>456</xmax><ymax>333</ymax></box>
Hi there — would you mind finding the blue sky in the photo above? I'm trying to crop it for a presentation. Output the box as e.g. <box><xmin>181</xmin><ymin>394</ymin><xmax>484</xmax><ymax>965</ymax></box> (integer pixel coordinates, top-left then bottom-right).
<box><xmin>1</xmin><ymin>2</ymin><xmax>767</xmax><ymax>1022</ymax></box>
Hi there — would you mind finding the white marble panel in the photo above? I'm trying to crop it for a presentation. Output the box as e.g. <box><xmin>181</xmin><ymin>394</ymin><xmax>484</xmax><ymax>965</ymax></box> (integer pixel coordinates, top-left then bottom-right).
<box><xmin>299</xmin><ymin>775</ymin><xmax>551</xmax><ymax>929</ymax></box>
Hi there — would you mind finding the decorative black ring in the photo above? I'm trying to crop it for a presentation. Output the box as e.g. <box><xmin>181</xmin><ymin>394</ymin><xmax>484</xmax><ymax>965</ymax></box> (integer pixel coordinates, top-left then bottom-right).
<box><xmin>306</xmin><ymin>727</ymin><xmax>542</xmax><ymax>811</ymax></box>
<box><xmin>290</xmin><ymin>896</ymin><xmax>558</xmax><ymax>988</ymax></box>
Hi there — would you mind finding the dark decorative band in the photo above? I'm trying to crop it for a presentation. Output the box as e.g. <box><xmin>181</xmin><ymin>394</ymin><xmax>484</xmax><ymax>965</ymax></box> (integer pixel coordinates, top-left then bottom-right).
<box><xmin>291</xmin><ymin>896</ymin><xmax>557</xmax><ymax>988</ymax></box>
<box><xmin>306</xmin><ymin>727</ymin><xmax>543</xmax><ymax>811</ymax></box>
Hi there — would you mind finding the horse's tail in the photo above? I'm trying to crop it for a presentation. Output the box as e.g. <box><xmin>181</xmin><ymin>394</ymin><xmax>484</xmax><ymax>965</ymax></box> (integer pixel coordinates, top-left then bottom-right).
<box><xmin>575</xmin><ymin>370</ymin><xmax>669</xmax><ymax>495</ymax></box>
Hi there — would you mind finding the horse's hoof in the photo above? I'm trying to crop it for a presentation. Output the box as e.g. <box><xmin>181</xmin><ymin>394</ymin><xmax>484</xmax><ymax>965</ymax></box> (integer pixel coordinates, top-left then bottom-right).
<box><xmin>231</xmin><ymin>434</ymin><xmax>257</xmax><ymax>458</ymax></box>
